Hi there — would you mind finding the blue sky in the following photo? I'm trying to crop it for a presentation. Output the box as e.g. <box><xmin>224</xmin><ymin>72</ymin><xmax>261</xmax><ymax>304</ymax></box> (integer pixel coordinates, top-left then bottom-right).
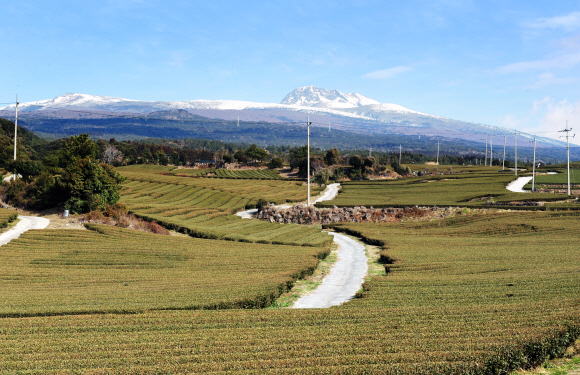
<box><xmin>2</xmin><ymin>1</ymin><xmax>580</xmax><ymax>143</ymax></box>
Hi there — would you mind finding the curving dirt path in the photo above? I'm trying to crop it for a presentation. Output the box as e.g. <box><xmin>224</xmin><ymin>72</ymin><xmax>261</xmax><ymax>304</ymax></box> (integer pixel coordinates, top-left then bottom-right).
<box><xmin>506</xmin><ymin>172</ymin><xmax>557</xmax><ymax>193</ymax></box>
<box><xmin>236</xmin><ymin>182</ymin><xmax>368</xmax><ymax>308</ymax></box>
<box><xmin>0</xmin><ymin>216</ymin><xmax>50</xmax><ymax>246</ymax></box>
<box><xmin>235</xmin><ymin>183</ymin><xmax>341</xmax><ymax>219</ymax></box>
<box><xmin>292</xmin><ymin>232</ymin><xmax>367</xmax><ymax>309</ymax></box>
<box><xmin>506</xmin><ymin>176</ymin><xmax>533</xmax><ymax>193</ymax></box>
<box><xmin>313</xmin><ymin>183</ymin><xmax>340</xmax><ymax>204</ymax></box>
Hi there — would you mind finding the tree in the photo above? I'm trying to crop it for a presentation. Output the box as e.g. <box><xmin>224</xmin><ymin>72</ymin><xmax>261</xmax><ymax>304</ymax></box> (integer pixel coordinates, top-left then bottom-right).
<box><xmin>61</xmin><ymin>158</ymin><xmax>126</xmax><ymax>213</ymax></box>
<box><xmin>234</xmin><ymin>150</ymin><xmax>245</xmax><ymax>162</ymax></box>
<box><xmin>7</xmin><ymin>160</ymin><xmax>45</xmax><ymax>183</ymax></box>
<box><xmin>245</xmin><ymin>144</ymin><xmax>268</xmax><ymax>162</ymax></box>
<box><xmin>142</xmin><ymin>148</ymin><xmax>153</xmax><ymax>163</ymax></box>
<box><xmin>289</xmin><ymin>146</ymin><xmax>308</xmax><ymax>170</ymax></box>
<box><xmin>59</xmin><ymin>134</ymin><xmax>99</xmax><ymax>167</ymax></box>
<box><xmin>268</xmin><ymin>157</ymin><xmax>283</xmax><ymax>169</ymax></box>
<box><xmin>170</xmin><ymin>151</ymin><xmax>180</xmax><ymax>166</ymax></box>
<box><xmin>324</xmin><ymin>148</ymin><xmax>340</xmax><ymax>166</ymax></box>
<box><xmin>101</xmin><ymin>145</ymin><xmax>123</xmax><ymax>165</ymax></box>
<box><xmin>156</xmin><ymin>151</ymin><xmax>169</xmax><ymax>166</ymax></box>
<box><xmin>349</xmin><ymin>155</ymin><xmax>363</xmax><ymax>169</ymax></box>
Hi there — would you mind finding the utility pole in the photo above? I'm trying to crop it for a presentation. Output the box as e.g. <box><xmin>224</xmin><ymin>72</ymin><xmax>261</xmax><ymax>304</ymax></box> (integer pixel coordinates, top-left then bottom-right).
<box><xmin>436</xmin><ymin>140</ymin><xmax>440</xmax><ymax>165</ymax></box>
<box><xmin>559</xmin><ymin>121</ymin><xmax>575</xmax><ymax>195</ymax></box>
<box><xmin>14</xmin><ymin>95</ymin><xmax>19</xmax><ymax>161</ymax></box>
<box><xmin>399</xmin><ymin>144</ymin><xmax>402</xmax><ymax>165</ymax></box>
<box><xmin>503</xmin><ymin>136</ymin><xmax>506</xmax><ymax>171</ymax></box>
<box><xmin>514</xmin><ymin>130</ymin><xmax>518</xmax><ymax>176</ymax></box>
<box><xmin>490</xmin><ymin>136</ymin><xmax>493</xmax><ymax>167</ymax></box>
<box><xmin>307</xmin><ymin>115</ymin><xmax>312</xmax><ymax>206</ymax></box>
<box><xmin>484</xmin><ymin>136</ymin><xmax>488</xmax><ymax>167</ymax></box>
<box><xmin>531</xmin><ymin>135</ymin><xmax>537</xmax><ymax>192</ymax></box>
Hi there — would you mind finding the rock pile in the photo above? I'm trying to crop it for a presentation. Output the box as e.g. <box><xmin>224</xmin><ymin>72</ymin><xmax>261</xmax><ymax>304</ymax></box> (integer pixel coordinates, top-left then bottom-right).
<box><xmin>257</xmin><ymin>204</ymin><xmax>452</xmax><ymax>225</ymax></box>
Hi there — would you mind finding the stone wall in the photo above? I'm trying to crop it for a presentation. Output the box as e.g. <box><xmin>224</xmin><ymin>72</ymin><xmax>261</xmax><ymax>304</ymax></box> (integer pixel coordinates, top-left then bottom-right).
<box><xmin>257</xmin><ymin>204</ymin><xmax>456</xmax><ymax>225</ymax></box>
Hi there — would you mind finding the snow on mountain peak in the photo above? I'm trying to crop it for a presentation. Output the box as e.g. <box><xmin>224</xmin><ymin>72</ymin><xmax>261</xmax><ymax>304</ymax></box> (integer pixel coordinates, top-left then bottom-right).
<box><xmin>280</xmin><ymin>86</ymin><xmax>380</xmax><ymax>109</ymax></box>
<box><xmin>0</xmin><ymin>93</ymin><xmax>134</xmax><ymax>111</ymax></box>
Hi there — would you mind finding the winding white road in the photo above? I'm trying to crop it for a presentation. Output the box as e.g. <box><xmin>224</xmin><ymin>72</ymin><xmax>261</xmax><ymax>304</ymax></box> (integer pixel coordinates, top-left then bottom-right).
<box><xmin>0</xmin><ymin>216</ymin><xmax>50</xmax><ymax>246</ymax></box>
<box><xmin>506</xmin><ymin>176</ymin><xmax>533</xmax><ymax>193</ymax></box>
<box><xmin>506</xmin><ymin>172</ymin><xmax>557</xmax><ymax>193</ymax></box>
<box><xmin>235</xmin><ymin>182</ymin><xmax>341</xmax><ymax>219</ymax></box>
<box><xmin>292</xmin><ymin>232</ymin><xmax>368</xmax><ymax>309</ymax></box>
<box><xmin>313</xmin><ymin>183</ymin><xmax>340</xmax><ymax>204</ymax></box>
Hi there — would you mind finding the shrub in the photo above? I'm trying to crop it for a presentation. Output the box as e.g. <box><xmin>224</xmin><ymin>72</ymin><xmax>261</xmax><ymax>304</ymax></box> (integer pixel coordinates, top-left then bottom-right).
<box><xmin>255</xmin><ymin>198</ymin><xmax>269</xmax><ymax>211</ymax></box>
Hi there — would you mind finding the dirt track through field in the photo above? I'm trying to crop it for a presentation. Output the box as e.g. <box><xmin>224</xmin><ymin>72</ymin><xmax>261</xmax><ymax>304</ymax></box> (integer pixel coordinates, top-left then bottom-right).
<box><xmin>235</xmin><ymin>182</ymin><xmax>369</xmax><ymax>308</ymax></box>
<box><xmin>292</xmin><ymin>232</ymin><xmax>367</xmax><ymax>309</ymax></box>
<box><xmin>0</xmin><ymin>216</ymin><xmax>50</xmax><ymax>246</ymax></box>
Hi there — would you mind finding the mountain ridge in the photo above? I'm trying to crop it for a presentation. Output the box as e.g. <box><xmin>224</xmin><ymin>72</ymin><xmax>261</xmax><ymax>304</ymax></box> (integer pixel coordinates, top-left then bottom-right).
<box><xmin>0</xmin><ymin>86</ymin><xmax>565</xmax><ymax>148</ymax></box>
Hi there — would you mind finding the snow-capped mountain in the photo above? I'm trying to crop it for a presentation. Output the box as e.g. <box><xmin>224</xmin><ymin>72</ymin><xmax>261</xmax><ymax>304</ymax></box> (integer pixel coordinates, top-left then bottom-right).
<box><xmin>0</xmin><ymin>86</ymin><xmax>565</xmax><ymax>147</ymax></box>
<box><xmin>280</xmin><ymin>86</ymin><xmax>380</xmax><ymax>109</ymax></box>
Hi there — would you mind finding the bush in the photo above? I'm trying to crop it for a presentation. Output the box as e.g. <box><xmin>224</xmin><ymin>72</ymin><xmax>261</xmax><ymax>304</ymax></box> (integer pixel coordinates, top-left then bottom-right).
<box><xmin>255</xmin><ymin>199</ymin><xmax>269</xmax><ymax>211</ymax></box>
<box><xmin>268</xmin><ymin>157</ymin><xmax>283</xmax><ymax>169</ymax></box>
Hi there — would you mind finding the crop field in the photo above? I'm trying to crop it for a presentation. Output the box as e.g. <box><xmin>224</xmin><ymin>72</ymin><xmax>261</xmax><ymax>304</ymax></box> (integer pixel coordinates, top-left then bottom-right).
<box><xmin>173</xmin><ymin>167</ymin><xmax>285</xmax><ymax>180</ymax></box>
<box><xmin>1</xmin><ymin>211</ymin><xmax>578</xmax><ymax>373</ymax></box>
<box><xmin>117</xmin><ymin>165</ymin><xmax>332</xmax><ymax>246</ymax></box>
<box><xmin>0</xmin><ymin>224</ymin><xmax>328</xmax><ymax>317</ymax></box>
<box><xmin>319</xmin><ymin>168</ymin><xmax>575</xmax><ymax>208</ymax></box>
<box><xmin>530</xmin><ymin>170</ymin><xmax>580</xmax><ymax>186</ymax></box>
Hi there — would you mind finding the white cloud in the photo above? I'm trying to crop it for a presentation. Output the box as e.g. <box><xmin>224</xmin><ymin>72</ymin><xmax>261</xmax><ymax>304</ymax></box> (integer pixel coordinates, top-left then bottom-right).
<box><xmin>523</xmin><ymin>11</ymin><xmax>580</xmax><ymax>32</ymax></box>
<box><xmin>530</xmin><ymin>72</ymin><xmax>579</xmax><ymax>88</ymax></box>
<box><xmin>501</xmin><ymin>114</ymin><xmax>521</xmax><ymax>127</ymax></box>
<box><xmin>532</xmin><ymin>96</ymin><xmax>551</xmax><ymax>112</ymax></box>
<box><xmin>362</xmin><ymin>66</ymin><xmax>413</xmax><ymax>80</ymax></box>
<box><xmin>496</xmin><ymin>51</ymin><xmax>580</xmax><ymax>74</ymax></box>
<box><xmin>539</xmin><ymin>98</ymin><xmax>580</xmax><ymax>131</ymax></box>
<box><xmin>523</xmin><ymin>97</ymin><xmax>580</xmax><ymax>144</ymax></box>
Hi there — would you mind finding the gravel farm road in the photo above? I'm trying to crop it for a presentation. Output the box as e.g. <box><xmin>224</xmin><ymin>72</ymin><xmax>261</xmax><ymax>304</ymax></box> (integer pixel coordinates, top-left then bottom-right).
<box><xmin>0</xmin><ymin>216</ymin><xmax>50</xmax><ymax>247</ymax></box>
<box><xmin>292</xmin><ymin>232</ymin><xmax>368</xmax><ymax>309</ymax></box>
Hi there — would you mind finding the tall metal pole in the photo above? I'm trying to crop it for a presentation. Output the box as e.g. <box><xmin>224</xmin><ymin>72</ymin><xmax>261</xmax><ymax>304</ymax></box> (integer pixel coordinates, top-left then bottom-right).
<box><xmin>514</xmin><ymin>130</ymin><xmax>518</xmax><ymax>176</ymax></box>
<box><xmin>436</xmin><ymin>141</ymin><xmax>440</xmax><ymax>164</ymax></box>
<box><xmin>307</xmin><ymin>115</ymin><xmax>311</xmax><ymax>206</ymax></box>
<box><xmin>14</xmin><ymin>94</ymin><xmax>19</xmax><ymax>161</ymax></box>
<box><xmin>399</xmin><ymin>144</ymin><xmax>402</xmax><ymax>165</ymax></box>
<box><xmin>503</xmin><ymin>136</ymin><xmax>506</xmax><ymax>171</ymax></box>
<box><xmin>490</xmin><ymin>136</ymin><xmax>493</xmax><ymax>167</ymax></box>
<box><xmin>532</xmin><ymin>135</ymin><xmax>537</xmax><ymax>192</ymax></box>
<box><xmin>484</xmin><ymin>136</ymin><xmax>488</xmax><ymax>167</ymax></box>
<box><xmin>559</xmin><ymin>122</ymin><xmax>574</xmax><ymax>195</ymax></box>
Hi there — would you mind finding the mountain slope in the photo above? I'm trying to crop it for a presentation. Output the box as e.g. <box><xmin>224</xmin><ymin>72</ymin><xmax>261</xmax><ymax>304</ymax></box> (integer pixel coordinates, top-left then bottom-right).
<box><xmin>280</xmin><ymin>86</ymin><xmax>380</xmax><ymax>109</ymax></box>
<box><xmin>0</xmin><ymin>87</ymin><xmax>566</xmax><ymax>149</ymax></box>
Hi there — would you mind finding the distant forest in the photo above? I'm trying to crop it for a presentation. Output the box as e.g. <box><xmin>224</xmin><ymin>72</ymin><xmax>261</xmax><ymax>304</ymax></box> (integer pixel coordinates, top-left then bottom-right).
<box><xmin>1</xmin><ymin>113</ymin><xmax>579</xmax><ymax>164</ymax></box>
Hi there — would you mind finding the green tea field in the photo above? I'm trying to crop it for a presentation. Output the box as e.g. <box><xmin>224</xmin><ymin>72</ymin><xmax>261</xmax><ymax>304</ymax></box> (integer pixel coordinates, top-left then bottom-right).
<box><xmin>319</xmin><ymin>167</ymin><xmax>576</xmax><ymax>208</ymax></box>
<box><xmin>118</xmin><ymin>165</ymin><xmax>332</xmax><ymax>246</ymax></box>
<box><xmin>0</xmin><ymin>224</ymin><xmax>329</xmax><ymax>316</ymax></box>
<box><xmin>172</xmin><ymin>167</ymin><xmax>285</xmax><ymax>180</ymax></box>
<box><xmin>1</xmin><ymin>211</ymin><xmax>579</xmax><ymax>373</ymax></box>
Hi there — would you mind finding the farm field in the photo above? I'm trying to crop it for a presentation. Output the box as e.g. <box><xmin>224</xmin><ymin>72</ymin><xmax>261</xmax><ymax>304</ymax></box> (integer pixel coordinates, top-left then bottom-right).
<box><xmin>0</xmin><ymin>224</ymin><xmax>328</xmax><ymax>317</ymax></box>
<box><xmin>172</xmin><ymin>167</ymin><xmax>285</xmax><ymax>180</ymax></box>
<box><xmin>118</xmin><ymin>165</ymin><xmax>332</xmax><ymax>246</ymax></box>
<box><xmin>526</xmin><ymin>170</ymin><xmax>580</xmax><ymax>187</ymax></box>
<box><xmin>319</xmin><ymin>167</ymin><xmax>577</xmax><ymax>208</ymax></box>
<box><xmin>1</xmin><ymin>211</ymin><xmax>579</xmax><ymax>373</ymax></box>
